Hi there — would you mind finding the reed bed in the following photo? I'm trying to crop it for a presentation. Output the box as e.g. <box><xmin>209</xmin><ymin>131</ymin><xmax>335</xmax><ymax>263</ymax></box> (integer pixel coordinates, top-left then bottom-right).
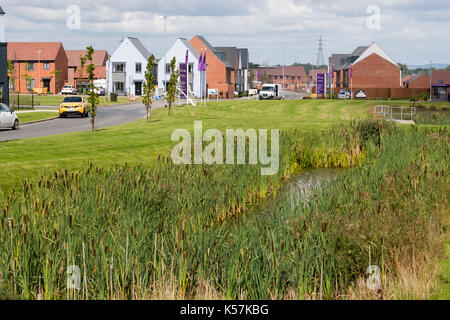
<box><xmin>0</xmin><ymin>121</ymin><xmax>448</xmax><ymax>299</ymax></box>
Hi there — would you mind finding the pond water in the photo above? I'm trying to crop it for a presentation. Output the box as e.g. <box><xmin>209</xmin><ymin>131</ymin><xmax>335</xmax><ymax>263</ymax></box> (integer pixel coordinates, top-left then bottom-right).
<box><xmin>244</xmin><ymin>168</ymin><xmax>346</xmax><ymax>220</ymax></box>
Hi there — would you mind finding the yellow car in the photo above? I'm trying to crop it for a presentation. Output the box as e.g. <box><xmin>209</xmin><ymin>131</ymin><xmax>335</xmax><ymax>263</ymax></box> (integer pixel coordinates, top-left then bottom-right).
<box><xmin>59</xmin><ymin>96</ymin><xmax>88</xmax><ymax>118</ymax></box>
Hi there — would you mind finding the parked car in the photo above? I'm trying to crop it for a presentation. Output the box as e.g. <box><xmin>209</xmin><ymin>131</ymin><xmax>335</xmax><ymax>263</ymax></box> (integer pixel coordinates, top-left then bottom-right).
<box><xmin>0</xmin><ymin>103</ymin><xmax>19</xmax><ymax>130</ymax></box>
<box><xmin>355</xmin><ymin>90</ymin><xmax>367</xmax><ymax>99</ymax></box>
<box><xmin>59</xmin><ymin>96</ymin><xmax>88</xmax><ymax>118</ymax></box>
<box><xmin>61</xmin><ymin>85</ymin><xmax>77</xmax><ymax>95</ymax></box>
<box><xmin>338</xmin><ymin>89</ymin><xmax>351</xmax><ymax>99</ymax></box>
<box><xmin>259</xmin><ymin>84</ymin><xmax>283</xmax><ymax>100</ymax></box>
<box><xmin>94</xmin><ymin>87</ymin><xmax>106</xmax><ymax>96</ymax></box>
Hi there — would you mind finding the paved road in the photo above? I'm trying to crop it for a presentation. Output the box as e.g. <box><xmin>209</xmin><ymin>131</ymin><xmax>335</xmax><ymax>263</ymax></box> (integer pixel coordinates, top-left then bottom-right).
<box><xmin>0</xmin><ymin>102</ymin><xmax>165</xmax><ymax>142</ymax></box>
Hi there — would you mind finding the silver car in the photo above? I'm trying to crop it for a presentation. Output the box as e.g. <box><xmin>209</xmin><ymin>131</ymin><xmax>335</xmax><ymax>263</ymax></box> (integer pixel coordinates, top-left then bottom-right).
<box><xmin>0</xmin><ymin>103</ymin><xmax>19</xmax><ymax>130</ymax></box>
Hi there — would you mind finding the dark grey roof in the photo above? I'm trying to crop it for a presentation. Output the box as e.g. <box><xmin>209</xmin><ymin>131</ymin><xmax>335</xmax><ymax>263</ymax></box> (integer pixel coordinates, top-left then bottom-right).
<box><xmin>127</xmin><ymin>37</ymin><xmax>151</xmax><ymax>59</ymax></box>
<box><xmin>407</xmin><ymin>72</ymin><xmax>427</xmax><ymax>84</ymax></box>
<box><xmin>352</xmin><ymin>46</ymin><xmax>369</xmax><ymax>56</ymax></box>
<box><xmin>214</xmin><ymin>46</ymin><xmax>237</xmax><ymax>68</ymax></box>
<box><xmin>329</xmin><ymin>54</ymin><xmax>350</xmax><ymax>69</ymax></box>
<box><xmin>179</xmin><ymin>38</ymin><xmax>200</xmax><ymax>60</ymax></box>
<box><xmin>0</xmin><ymin>6</ymin><xmax>4</xmax><ymax>15</ymax></box>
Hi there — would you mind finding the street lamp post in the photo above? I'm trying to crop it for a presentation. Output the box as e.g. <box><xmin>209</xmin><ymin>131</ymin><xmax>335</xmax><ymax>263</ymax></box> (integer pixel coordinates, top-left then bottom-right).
<box><xmin>282</xmin><ymin>41</ymin><xmax>285</xmax><ymax>99</ymax></box>
<box><xmin>160</xmin><ymin>15</ymin><xmax>167</xmax><ymax>95</ymax></box>
<box><xmin>429</xmin><ymin>60</ymin><xmax>433</xmax><ymax>102</ymax></box>
<box><xmin>38</xmin><ymin>50</ymin><xmax>41</xmax><ymax>94</ymax></box>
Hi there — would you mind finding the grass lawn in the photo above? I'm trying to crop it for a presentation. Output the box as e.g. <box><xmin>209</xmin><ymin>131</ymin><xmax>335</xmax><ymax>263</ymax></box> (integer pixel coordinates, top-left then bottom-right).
<box><xmin>1</xmin><ymin>99</ymin><xmax>450</xmax><ymax>194</ymax></box>
<box><xmin>1</xmin><ymin>99</ymin><xmax>449</xmax><ymax>194</ymax></box>
<box><xmin>17</xmin><ymin>112</ymin><xmax>58</xmax><ymax>123</ymax></box>
<box><xmin>0</xmin><ymin>99</ymin><xmax>373</xmax><ymax>193</ymax></box>
<box><xmin>35</xmin><ymin>95</ymin><xmax>140</xmax><ymax>106</ymax></box>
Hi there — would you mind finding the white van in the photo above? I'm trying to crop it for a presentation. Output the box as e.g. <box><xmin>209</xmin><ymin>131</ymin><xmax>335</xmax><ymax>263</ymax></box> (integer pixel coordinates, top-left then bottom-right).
<box><xmin>259</xmin><ymin>84</ymin><xmax>283</xmax><ymax>100</ymax></box>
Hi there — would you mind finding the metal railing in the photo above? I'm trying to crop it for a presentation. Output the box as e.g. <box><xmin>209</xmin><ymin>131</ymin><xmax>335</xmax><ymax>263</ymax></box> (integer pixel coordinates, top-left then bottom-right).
<box><xmin>374</xmin><ymin>105</ymin><xmax>416</xmax><ymax>121</ymax></box>
<box><xmin>9</xmin><ymin>93</ymin><xmax>40</xmax><ymax>110</ymax></box>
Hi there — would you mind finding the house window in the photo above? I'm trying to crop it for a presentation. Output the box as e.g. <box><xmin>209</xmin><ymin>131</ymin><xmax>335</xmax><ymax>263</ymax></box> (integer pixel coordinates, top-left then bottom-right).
<box><xmin>165</xmin><ymin>63</ymin><xmax>171</xmax><ymax>74</ymax></box>
<box><xmin>43</xmin><ymin>63</ymin><xmax>50</xmax><ymax>70</ymax></box>
<box><xmin>26</xmin><ymin>78</ymin><xmax>35</xmax><ymax>90</ymax></box>
<box><xmin>136</xmin><ymin>63</ymin><xmax>142</xmax><ymax>73</ymax></box>
<box><xmin>216</xmin><ymin>52</ymin><xmax>225</xmax><ymax>62</ymax></box>
<box><xmin>113</xmin><ymin>82</ymin><xmax>124</xmax><ymax>93</ymax></box>
<box><xmin>188</xmin><ymin>63</ymin><xmax>194</xmax><ymax>73</ymax></box>
<box><xmin>26</xmin><ymin>62</ymin><xmax>35</xmax><ymax>71</ymax></box>
<box><xmin>113</xmin><ymin>63</ymin><xmax>125</xmax><ymax>72</ymax></box>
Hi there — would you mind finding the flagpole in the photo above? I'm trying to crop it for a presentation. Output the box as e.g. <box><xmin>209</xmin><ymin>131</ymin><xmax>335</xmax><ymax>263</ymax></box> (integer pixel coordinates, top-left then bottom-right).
<box><xmin>350</xmin><ymin>64</ymin><xmax>353</xmax><ymax>100</ymax></box>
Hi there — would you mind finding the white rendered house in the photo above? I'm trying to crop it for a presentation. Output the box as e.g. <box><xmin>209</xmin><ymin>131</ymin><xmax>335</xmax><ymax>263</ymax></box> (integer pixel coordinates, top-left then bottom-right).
<box><xmin>107</xmin><ymin>37</ymin><xmax>151</xmax><ymax>96</ymax></box>
<box><xmin>158</xmin><ymin>38</ymin><xmax>203</xmax><ymax>98</ymax></box>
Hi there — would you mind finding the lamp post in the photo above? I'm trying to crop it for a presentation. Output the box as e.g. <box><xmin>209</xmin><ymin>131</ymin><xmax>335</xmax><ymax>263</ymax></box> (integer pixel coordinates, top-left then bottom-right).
<box><xmin>282</xmin><ymin>41</ymin><xmax>285</xmax><ymax>99</ymax></box>
<box><xmin>37</xmin><ymin>50</ymin><xmax>41</xmax><ymax>94</ymax></box>
<box><xmin>160</xmin><ymin>15</ymin><xmax>167</xmax><ymax>95</ymax></box>
<box><xmin>429</xmin><ymin>60</ymin><xmax>432</xmax><ymax>102</ymax></box>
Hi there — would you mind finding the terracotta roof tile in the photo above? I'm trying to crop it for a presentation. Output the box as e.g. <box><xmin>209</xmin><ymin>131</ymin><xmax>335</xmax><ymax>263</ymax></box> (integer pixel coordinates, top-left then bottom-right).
<box><xmin>66</xmin><ymin>50</ymin><xmax>109</xmax><ymax>67</ymax></box>
<box><xmin>7</xmin><ymin>42</ymin><xmax>65</xmax><ymax>61</ymax></box>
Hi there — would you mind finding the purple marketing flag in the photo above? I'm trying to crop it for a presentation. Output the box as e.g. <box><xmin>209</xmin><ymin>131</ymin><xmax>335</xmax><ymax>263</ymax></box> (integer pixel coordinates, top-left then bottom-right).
<box><xmin>350</xmin><ymin>65</ymin><xmax>353</xmax><ymax>78</ymax></box>
<box><xmin>202</xmin><ymin>49</ymin><xmax>207</xmax><ymax>71</ymax></box>
<box><xmin>185</xmin><ymin>49</ymin><xmax>189</xmax><ymax>65</ymax></box>
<box><xmin>257</xmin><ymin>70</ymin><xmax>260</xmax><ymax>80</ymax></box>
<box><xmin>198</xmin><ymin>49</ymin><xmax>203</xmax><ymax>71</ymax></box>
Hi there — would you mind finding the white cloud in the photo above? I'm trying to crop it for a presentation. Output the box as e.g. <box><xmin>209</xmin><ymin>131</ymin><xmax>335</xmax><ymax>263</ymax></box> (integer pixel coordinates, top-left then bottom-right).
<box><xmin>1</xmin><ymin>0</ymin><xmax>449</xmax><ymax>65</ymax></box>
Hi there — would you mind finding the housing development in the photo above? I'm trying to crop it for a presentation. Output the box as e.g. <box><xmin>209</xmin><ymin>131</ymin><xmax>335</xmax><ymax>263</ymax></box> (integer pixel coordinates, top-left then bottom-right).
<box><xmin>0</xmin><ymin>1</ymin><xmax>448</xmax><ymax>309</ymax></box>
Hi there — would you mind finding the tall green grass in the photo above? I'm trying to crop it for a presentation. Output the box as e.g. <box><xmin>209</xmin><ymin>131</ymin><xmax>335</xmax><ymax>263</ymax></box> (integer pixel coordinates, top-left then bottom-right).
<box><xmin>0</xmin><ymin>122</ymin><xmax>448</xmax><ymax>299</ymax></box>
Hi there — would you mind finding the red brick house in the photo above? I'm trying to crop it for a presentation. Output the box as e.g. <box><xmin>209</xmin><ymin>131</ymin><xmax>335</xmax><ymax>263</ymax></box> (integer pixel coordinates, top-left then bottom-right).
<box><xmin>329</xmin><ymin>42</ymin><xmax>401</xmax><ymax>90</ymax></box>
<box><xmin>8</xmin><ymin>42</ymin><xmax>68</xmax><ymax>94</ymax></box>
<box><xmin>405</xmin><ymin>72</ymin><xmax>430</xmax><ymax>88</ymax></box>
<box><xmin>251</xmin><ymin>66</ymin><xmax>307</xmax><ymax>90</ymax></box>
<box><xmin>189</xmin><ymin>36</ymin><xmax>248</xmax><ymax>99</ymax></box>
<box><xmin>66</xmin><ymin>50</ymin><xmax>109</xmax><ymax>92</ymax></box>
<box><xmin>431</xmin><ymin>70</ymin><xmax>450</xmax><ymax>101</ymax></box>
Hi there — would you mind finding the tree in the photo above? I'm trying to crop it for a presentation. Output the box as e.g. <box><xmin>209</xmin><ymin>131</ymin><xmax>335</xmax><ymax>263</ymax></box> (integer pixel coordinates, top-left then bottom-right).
<box><xmin>50</xmin><ymin>70</ymin><xmax>62</xmax><ymax>93</ymax></box>
<box><xmin>446</xmin><ymin>65</ymin><xmax>450</xmax><ymax>71</ymax></box>
<box><xmin>166</xmin><ymin>57</ymin><xmax>179</xmax><ymax>116</ymax></box>
<box><xmin>21</xmin><ymin>72</ymin><xmax>32</xmax><ymax>92</ymax></box>
<box><xmin>142</xmin><ymin>54</ymin><xmax>157</xmax><ymax>122</ymax></box>
<box><xmin>79</xmin><ymin>55</ymin><xmax>87</xmax><ymax>79</ymax></box>
<box><xmin>7</xmin><ymin>61</ymin><xmax>15</xmax><ymax>92</ymax></box>
<box><xmin>80</xmin><ymin>46</ymin><xmax>99</xmax><ymax>131</ymax></box>
<box><xmin>398</xmin><ymin>63</ymin><xmax>409</xmax><ymax>75</ymax></box>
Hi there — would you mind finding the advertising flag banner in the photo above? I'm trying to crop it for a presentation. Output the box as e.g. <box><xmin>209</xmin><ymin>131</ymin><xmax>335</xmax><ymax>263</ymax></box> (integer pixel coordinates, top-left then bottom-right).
<box><xmin>179</xmin><ymin>63</ymin><xmax>187</xmax><ymax>97</ymax></box>
<box><xmin>316</xmin><ymin>73</ymin><xmax>325</xmax><ymax>95</ymax></box>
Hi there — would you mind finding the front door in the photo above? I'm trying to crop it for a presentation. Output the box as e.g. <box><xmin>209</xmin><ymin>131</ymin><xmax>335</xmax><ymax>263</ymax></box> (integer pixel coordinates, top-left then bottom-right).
<box><xmin>43</xmin><ymin>79</ymin><xmax>51</xmax><ymax>92</ymax></box>
<box><xmin>135</xmin><ymin>82</ymin><xmax>142</xmax><ymax>96</ymax></box>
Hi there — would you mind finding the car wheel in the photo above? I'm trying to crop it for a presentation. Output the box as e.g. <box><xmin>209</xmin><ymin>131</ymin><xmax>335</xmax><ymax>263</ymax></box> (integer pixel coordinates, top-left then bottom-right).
<box><xmin>12</xmin><ymin>119</ymin><xmax>19</xmax><ymax>130</ymax></box>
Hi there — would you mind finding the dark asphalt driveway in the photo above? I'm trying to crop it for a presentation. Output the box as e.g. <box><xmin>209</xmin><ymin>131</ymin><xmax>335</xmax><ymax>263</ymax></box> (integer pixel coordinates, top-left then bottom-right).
<box><xmin>0</xmin><ymin>102</ymin><xmax>165</xmax><ymax>142</ymax></box>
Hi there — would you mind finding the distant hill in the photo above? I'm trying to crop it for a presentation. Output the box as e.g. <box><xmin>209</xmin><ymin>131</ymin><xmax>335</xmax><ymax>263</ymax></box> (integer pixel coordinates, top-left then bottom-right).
<box><xmin>408</xmin><ymin>63</ymin><xmax>449</xmax><ymax>70</ymax></box>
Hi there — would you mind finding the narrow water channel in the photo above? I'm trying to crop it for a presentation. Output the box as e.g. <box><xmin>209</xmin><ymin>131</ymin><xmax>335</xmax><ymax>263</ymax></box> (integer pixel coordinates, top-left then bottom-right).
<box><xmin>246</xmin><ymin>168</ymin><xmax>346</xmax><ymax>220</ymax></box>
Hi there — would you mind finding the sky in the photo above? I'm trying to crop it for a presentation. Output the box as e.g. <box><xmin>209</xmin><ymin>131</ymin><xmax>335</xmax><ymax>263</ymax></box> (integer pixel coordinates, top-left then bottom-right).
<box><xmin>2</xmin><ymin>0</ymin><xmax>450</xmax><ymax>66</ymax></box>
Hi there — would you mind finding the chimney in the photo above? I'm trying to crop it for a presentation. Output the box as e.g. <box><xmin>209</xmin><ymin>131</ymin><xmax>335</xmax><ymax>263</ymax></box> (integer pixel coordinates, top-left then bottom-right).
<box><xmin>0</xmin><ymin>6</ymin><xmax>5</xmax><ymax>42</ymax></box>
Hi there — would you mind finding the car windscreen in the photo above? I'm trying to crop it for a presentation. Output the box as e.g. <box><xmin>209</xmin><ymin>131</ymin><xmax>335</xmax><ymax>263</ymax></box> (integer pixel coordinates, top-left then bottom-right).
<box><xmin>0</xmin><ymin>104</ymin><xmax>10</xmax><ymax>112</ymax></box>
<box><xmin>63</xmin><ymin>97</ymin><xmax>82</xmax><ymax>103</ymax></box>
<box><xmin>261</xmin><ymin>86</ymin><xmax>274</xmax><ymax>92</ymax></box>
